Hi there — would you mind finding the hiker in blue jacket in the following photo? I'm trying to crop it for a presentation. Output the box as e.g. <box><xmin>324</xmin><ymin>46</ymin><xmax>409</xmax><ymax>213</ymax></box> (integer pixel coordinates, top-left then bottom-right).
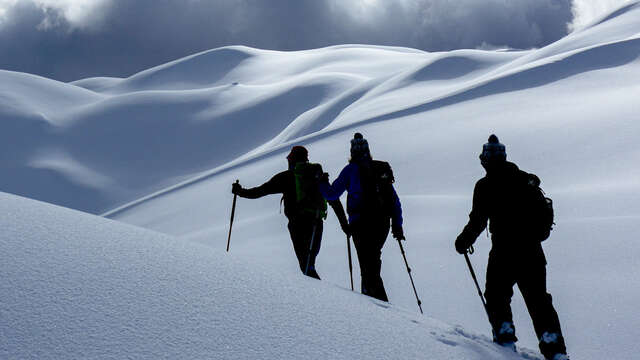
<box><xmin>319</xmin><ymin>133</ymin><xmax>404</xmax><ymax>301</ymax></box>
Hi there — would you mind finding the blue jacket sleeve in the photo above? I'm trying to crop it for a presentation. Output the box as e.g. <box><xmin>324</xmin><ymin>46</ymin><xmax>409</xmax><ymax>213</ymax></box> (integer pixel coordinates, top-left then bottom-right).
<box><xmin>319</xmin><ymin>165</ymin><xmax>350</xmax><ymax>201</ymax></box>
<box><xmin>391</xmin><ymin>186</ymin><xmax>403</xmax><ymax>227</ymax></box>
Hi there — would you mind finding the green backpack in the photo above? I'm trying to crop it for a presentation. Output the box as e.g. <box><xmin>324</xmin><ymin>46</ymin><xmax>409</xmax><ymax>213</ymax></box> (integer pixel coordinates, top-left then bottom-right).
<box><xmin>293</xmin><ymin>162</ymin><xmax>328</xmax><ymax>219</ymax></box>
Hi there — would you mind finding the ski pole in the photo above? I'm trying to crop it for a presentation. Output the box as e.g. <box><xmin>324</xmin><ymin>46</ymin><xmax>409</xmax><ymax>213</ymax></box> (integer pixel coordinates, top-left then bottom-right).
<box><xmin>226</xmin><ymin>180</ymin><xmax>239</xmax><ymax>252</ymax></box>
<box><xmin>305</xmin><ymin>209</ymin><xmax>321</xmax><ymax>276</ymax></box>
<box><xmin>347</xmin><ymin>235</ymin><xmax>354</xmax><ymax>291</ymax></box>
<box><xmin>463</xmin><ymin>250</ymin><xmax>490</xmax><ymax>321</ymax></box>
<box><xmin>396</xmin><ymin>238</ymin><xmax>423</xmax><ymax>314</ymax></box>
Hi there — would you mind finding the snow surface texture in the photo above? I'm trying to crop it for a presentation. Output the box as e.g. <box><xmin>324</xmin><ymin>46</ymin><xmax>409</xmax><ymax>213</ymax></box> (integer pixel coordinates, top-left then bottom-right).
<box><xmin>2</xmin><ymin>2</ymin><xmax>640</xmax><ymax>359</ymax></box>
<box><xmin>0</xmin><ymin>192</ymin><xmax>542</xmax><ymax>360</ymax></box>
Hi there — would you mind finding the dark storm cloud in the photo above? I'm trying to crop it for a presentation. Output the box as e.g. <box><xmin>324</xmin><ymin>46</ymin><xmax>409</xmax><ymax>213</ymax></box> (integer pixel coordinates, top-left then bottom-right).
<box><xmin>0</xmin><ymin>0</ymin><xmax>574</xmax><ymax>82</ymax></box>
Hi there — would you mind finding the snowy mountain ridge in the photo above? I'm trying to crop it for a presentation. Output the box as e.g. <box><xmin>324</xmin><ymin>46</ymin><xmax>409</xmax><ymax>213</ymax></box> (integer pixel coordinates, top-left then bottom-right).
<box><xmin>1</xmin><ymin>1</ymin><xmax>638</xmax><ymax>216</ymax></box>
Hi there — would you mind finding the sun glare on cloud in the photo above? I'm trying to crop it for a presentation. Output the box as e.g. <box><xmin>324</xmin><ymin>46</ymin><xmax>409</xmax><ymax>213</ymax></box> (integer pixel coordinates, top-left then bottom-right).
<box><xmin>0</xmin><ymin>0</ymin><xmax>17</xmax><ymax>23</ymax></box>
<box><xmin>330</xmin><ymin>0</ymin><xmax>393</xmax><ymax>23</ymax></box>
<box><xmin>0</xmin><ymin>0</ymin><xmax>107</xmax><ymax>28</ymax></box>
<box><xmin>38</xmin><ymin>0</ymin><xmax>108</xmax><ymax>28</ymax></box>
<box><xmin>571</xmin><ymin>0</ymin><xmax>632</xmax><ymax>30</ymax></box>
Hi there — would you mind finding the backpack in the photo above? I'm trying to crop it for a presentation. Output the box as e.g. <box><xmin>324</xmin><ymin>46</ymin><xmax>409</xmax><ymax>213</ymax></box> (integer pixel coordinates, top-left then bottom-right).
<box><xmin>359</xmin><ymin>160</ymin><xmax>395</xmax><ymax>218</ymax></box>
<box><xmin>523</xmin><ymin>173</ymin><xmax>554</xmax><ymax>241</ymax></box>
<box><xmin>293</xmin><ymin>162</ymin><xmax>328</xmax><ymax>219</ymax></box>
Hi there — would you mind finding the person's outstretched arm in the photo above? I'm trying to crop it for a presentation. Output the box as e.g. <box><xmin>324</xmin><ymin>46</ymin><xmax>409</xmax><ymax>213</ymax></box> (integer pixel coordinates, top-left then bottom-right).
<box><xmin>319</xmin><ymin>165</ymin><xmax>351</xmax><ymax>201</ymax></box>
<box><xmin>232</xmin><ymin>172</ymin><xmax>286</xmax><ymax>199</ymax></box>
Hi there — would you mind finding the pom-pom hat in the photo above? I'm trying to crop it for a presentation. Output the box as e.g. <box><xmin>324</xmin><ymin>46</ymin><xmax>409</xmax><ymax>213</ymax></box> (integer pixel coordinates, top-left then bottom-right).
<box><xmin>350</xmin><ymin>133</ymin><xmax>371</xmax><ymax>161</ymax></box>
<box><xmin>479</xmin><ymin>134</ymin><xmax>506</xmax><ymax>165</ymax></box>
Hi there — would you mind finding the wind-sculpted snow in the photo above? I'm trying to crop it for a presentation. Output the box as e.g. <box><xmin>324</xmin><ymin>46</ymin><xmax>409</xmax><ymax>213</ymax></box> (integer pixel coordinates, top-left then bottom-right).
<box><xmin>2</xmin><ymin>45</ymin><xmax>432</xmax><ymax>213</ymax></box>
<box><xmin>0</xmin><ymin>192</ymin><xmax>543</xmax><ymax>360</ymax></box>
<box><xmin>3</xmin><ymin>4</ymin><xmax>640</xmax><ymax>215</ymax></box>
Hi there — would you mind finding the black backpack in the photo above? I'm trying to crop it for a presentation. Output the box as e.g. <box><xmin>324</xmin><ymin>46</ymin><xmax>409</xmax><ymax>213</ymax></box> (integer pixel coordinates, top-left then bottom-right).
<box><xmin>523</xmin><ymin>173</ymin><xmax>554</xmax><ymax>241</ymax></box>
<box><xmin>359</xmin><ymin>160</ymin><xmax>395</xmax><ymax>218</ymax></box>
<box><xmin>292</xmin><ymin>162</ymin><xmax>328</xmax><ymax>219</ymax></box>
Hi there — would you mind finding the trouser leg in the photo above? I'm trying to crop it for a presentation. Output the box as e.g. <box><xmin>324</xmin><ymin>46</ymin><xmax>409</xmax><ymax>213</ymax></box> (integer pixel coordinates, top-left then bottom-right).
<box><xmin>517</xmin><ymin>264</ymin><xmax>566</xmax><ymax>359</ymax></box>
<box><xmin>484</xmin><ymin>251</ymin><xmax>518</xmax><ymax>344</ymax></box>
<box><xmin>352</xmin><ymin>220</ymin><xmax>389</xmax><ymax>302</ymax></box>
<box><xmin>288</xmin><ymin>218</ymin><xmax>323</xmax><ymax>280</ymax></box>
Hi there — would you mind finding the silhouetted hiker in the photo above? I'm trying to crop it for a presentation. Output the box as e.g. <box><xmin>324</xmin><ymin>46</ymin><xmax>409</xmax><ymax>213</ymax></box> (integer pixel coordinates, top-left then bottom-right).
<box><xmin>319</xmin><ymin>133</ymin><xmax>404</xmax><ymax>302</ymax></box>
<box><xmin>455</xmin><ymin>135</ymin><xmax>568</xmax><ymax>360</ymax></box>
<box><xmin>232</xmin><ymin>146</ymin><xmax>349</xmax><ymax>280</ymax></box>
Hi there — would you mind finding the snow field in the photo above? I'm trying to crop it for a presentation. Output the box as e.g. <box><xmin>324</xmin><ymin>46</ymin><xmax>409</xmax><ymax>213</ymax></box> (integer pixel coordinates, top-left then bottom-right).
<box><xmin>0</xmin><ymin>192</ymin><xmax>543</xmax><ymax>360</ymax></box>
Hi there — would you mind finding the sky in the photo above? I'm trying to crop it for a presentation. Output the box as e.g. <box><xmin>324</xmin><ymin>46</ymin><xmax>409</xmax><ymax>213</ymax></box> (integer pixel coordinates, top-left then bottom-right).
<box><xmin>0</xmin><ymin>0</ymin><xmax>631</xmax><ymax>82</ymax></box>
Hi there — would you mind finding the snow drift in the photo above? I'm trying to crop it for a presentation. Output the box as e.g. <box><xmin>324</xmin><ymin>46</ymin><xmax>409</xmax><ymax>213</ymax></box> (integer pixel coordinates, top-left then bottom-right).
<box><xmin>0</xmin><ymin>192</ymin><xmax>543</xmax><ymax>359</ymax></box>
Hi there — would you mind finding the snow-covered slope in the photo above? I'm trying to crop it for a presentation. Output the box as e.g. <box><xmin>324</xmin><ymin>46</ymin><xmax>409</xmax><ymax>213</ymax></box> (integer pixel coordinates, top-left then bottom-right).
<box><xmin>2</xmin><ymin>2</ymin><xmax>640</xmax><ymax>359</ymax></box>
<box><xmin>0</xmin><ymin>192</ymin><xmax>543</xmax><ymax>359</ymax></box>
<box><xmin>104</xmin><ymin>4</ymin><xmax>640</xmax><ymax>360</ymax></box>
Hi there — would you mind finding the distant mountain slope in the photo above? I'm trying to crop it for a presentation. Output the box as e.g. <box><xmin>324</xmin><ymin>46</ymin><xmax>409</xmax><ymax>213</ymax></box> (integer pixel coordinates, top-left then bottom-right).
<box><xmin>0</xmin><ymin>191</ymin><xmax>542</xmax><ymax>360</ymax></box>
<box><xmin>1</xmin><ymin>2</ymin><xmax>638</xmax><ymax>215</ymax></box>
<box><xmin>1</xmin><ymin>46</ymin><xmax>431</xmax><ymax>213</ymax></box>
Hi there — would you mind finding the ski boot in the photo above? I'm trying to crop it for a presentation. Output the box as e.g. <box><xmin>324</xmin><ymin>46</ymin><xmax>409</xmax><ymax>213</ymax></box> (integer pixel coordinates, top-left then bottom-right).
<box><xmin>493</xmin><ymin>321</ymin><xmax>517</xmax><ymax>352</ymax></box>
<box><xmin>539</xmin><ymin>332</ymin><xmax>568</xmax><ymax>360</ymax></box>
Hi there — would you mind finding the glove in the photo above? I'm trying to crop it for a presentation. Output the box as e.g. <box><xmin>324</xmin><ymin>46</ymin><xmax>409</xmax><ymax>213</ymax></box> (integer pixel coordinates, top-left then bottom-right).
<box><xmin>321</xmin><ymin>172</ymin><xmax>329</xmax><ymax>183</ymax></box>
<box><xmin>392</xmin><ymin>225</ymin><xmax>405</xmax><ymax>241</ymax></box>
<box><xmin>231</xmin><ymin>182</ymin><xmax>243</xmax><ymax>195</ymax></box>
<box><xmin>455</xmin><ymin>234</ymin><xmax>472</xmax><ymax>254</ymax></box>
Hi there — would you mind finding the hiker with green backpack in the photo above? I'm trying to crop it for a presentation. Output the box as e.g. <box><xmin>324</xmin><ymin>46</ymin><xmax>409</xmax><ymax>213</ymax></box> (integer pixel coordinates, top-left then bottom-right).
<box><xmin>231</xmin><ymin>146</ymin><xmax>349</xmax><ymax>280</ymax></box>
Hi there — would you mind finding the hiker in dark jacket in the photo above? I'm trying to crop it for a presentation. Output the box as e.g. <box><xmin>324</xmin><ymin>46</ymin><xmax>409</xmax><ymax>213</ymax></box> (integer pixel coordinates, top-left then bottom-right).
<box><xmin>455</xmin><ymin>135</ymin><xmax>568</xmax><ymax>360</ymax></box>
<box><xmin>232</xmin><ymin>146</ymin><xmax>349</xmax><ymax>280</ymax></box>
<box><xmin>319</xmin><ymin>133</ymin><xmax>404</xmax><ymax>302</ymax></box>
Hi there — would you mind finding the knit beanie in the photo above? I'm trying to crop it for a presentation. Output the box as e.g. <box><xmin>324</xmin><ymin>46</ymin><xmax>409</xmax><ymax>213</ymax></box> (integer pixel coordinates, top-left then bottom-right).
<box><xmin>287</xmin><ymin>145</ymin><xmax>308</xmax><ymax>163</ymax></box>
<box><xmin>479</xmin><ymin>134</ymin><xmax>506</xmax><ymax>165</ymax></box>
<box><xmin>350</xmin><ymin>133</ymin><xmax>371</xmax><ymax>161</ymax></box>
